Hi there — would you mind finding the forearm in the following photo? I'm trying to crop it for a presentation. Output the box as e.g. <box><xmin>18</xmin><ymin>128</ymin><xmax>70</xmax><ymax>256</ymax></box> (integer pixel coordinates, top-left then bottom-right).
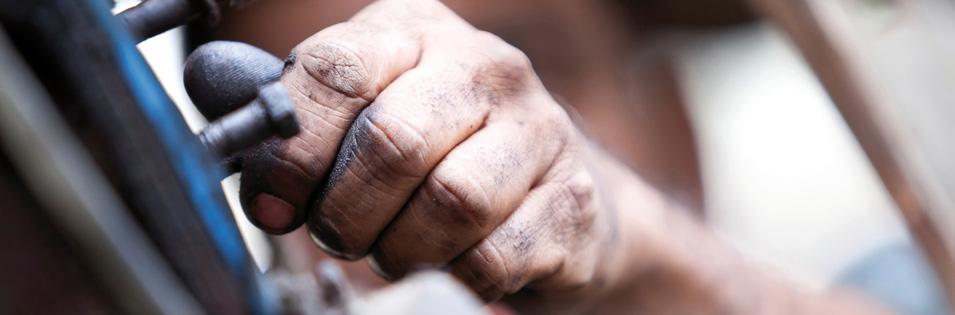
<box><xmin>587</xmin><ymin>144</ymin><xmax>894</xmax><ymax>314</ymax></box>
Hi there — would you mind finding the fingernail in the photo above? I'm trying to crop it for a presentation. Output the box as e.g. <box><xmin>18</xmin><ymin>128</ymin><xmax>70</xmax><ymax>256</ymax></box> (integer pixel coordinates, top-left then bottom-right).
<box><xmin>249</xmin><ymin>193</ymin><xmax>296</xmax><ymax>233</ymax></box>
<box><xmin>308</xmin><ymin>228</ymin><xmax>362</xmax><ymax>260</ymax></box>
<box><xmin>366</xmin><ymin>254</ymin><xmax>395</xmax><ymax>281</ymax></box>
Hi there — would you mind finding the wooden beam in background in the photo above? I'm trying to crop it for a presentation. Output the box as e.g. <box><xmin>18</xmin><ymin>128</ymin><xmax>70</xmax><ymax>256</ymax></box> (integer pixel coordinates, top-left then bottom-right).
<box><xmin>750</xmin><ymin>0</ymin><xmax>955</xmax><ymax>307</ymax></box>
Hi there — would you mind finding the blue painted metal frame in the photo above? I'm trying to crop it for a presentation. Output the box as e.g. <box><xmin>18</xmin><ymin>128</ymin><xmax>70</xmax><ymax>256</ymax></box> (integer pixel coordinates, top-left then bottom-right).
<box><xmin>81</xmin><ymin>0</ymin><xmax>277</xmax><ymax>313</ymax></box>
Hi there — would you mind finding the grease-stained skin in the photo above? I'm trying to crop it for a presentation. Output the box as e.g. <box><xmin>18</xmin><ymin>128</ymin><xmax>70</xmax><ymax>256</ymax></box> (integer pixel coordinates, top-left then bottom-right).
<box><xmin>238</xmin><ymin>0</ymin><xmax>611</xmax><ymax>306</ymax></box>
<box><xmin>236</xmin><ymin>1</ymin><xmax>896</xmax><ymax>314</ymax></box>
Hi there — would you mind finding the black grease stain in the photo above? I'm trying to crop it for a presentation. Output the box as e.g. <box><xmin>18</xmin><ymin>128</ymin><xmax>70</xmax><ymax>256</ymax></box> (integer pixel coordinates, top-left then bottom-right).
<box><xmin>503</xmin><ymin>225</ymin><xmax>534</xmax><ymax>286</ymax></box>
<box><xmin>284</xmin><ymin>50</ymin><xmax>297</xmax><ymax>72</ymax></box>
<box><xmin>304</xmin><ymin>107</ymin><xmax>380</xmax><ymax>257</ymax></box>
<box><xmin>184</xmin><ymin>41</ymin><xmax>283</xmax><ymax>120</ymax></box>
<box><xmin>322</xmin><ymin>106</ymin><xmax>377</xmax><ymax>194</ymax></box>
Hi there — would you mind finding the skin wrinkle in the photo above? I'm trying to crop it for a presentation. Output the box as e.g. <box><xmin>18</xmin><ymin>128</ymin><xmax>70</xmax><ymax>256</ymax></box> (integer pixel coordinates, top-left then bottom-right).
<box><xmin>288</xmin><ymin>85</ymin><xmax>350</xmax><ymax>139</ymax></box>
<box><xmin>423</xmin><ymin>86</ymin><xmax>456</xmax><ymax>124</ymax></box>
<box><xmin>290</xmin><ymin>75</ymin><xmax>363</xmax><ymax>123</ymax></box>
<box><xmin>349</xmin><ymin>144</ymin><xmax>415</xmax><ymax>197</ymax></box>
<box><xmin>510</xmin><ymin>198</ymin><xmax>576</xmax><ymax>293</ymax></box>
<box><xmin>327</xmin><ymin>183</ymin><xmax>377</xmax><ymax>229</ymax></box>
<box><xmin>486</xmin><ymin>132</ymin><xmax>524</xmax><ymax>186</ymax></box>
<box><xmin>363</xmin><ymin>109</ymin><xmax>431</xmax><ymax>170</ymax></box>
<box><xmin>469</xmin><ymin>49</ymin><xmax>532</xmax><ymax>102</ymax></box>
<box><xmin>565</xmin><ymin>176</ymin><xmax>597</xmax><ymax>235</ymax></box>
<box><xmin>494</xmin><ymin>154</ymin><xmax>515</xmax><ymax>188</ymax></box>
<box><xmin>461</xmin><ymin>257</ymin><xmax>486</xmax><ymax>291</ymax></box>
<box><xmin>505</xmin><ymin>224</ymin><xmax>534</xmax><ymax>260</ymax></box>
<box><xmin>524</xmin><ymin>185</ymin><xmax>576</xmax><ymax>258</ymax></box>
<box><xmin>550</xmin><ymin>183</ymin><xmax>589</xmax><ymax>245</ymax></box>
<box><xmin>430</xmin><ymin>170</ymin><xmax>493</xmax><ymax>229</ymax></box>
<box><xmin>323</xmin><ymin>109</ymin><xmax>419</xmax><ymax>195</ymax></box>
<box><xmin>412</xmin><ymin>205</ymin><xmax>460</xmax><ymax>252</ymax></box>
<box><xmin>279</xmin><ymin>134</ymin><xmax>327</xmax><ymax>176</ymax></box>
<box><xmin>502</xmin><ymin>230</ymin><xmax>537</xmax><ymax>296</ymax></box>
<box><xmin>467</xmin><ymin>246</ymin><xmax>495</xmax><ymax>292</ymax></box>
<box><xmin>530</xmin><ymin>126</ymin><xmax>570</xmax><ymax>189</ymax></box>
<box><xmin>270</xmin><ymin>132</ymin><xmax>322</xmax><ymax>173</ymax></box>
<box><xmin>312</xmin><ymin>185</ymin><xmax>389</xmax><ymax>260</ymax></box>
<box><xmin>302</xmin><ymin>43</ymin><xmax>375</xmax><ymax>101</ymax></box>
<box><xmin>371</xmin><ymin>108</ymin><xmax>435</xmax><ymax>158</ymax></box>
<box><xmin>402</xmin><ymin>193</ymin><xmax>457</xmax><ymax>249</ymax></box>
<box><xmin>547</xmin><ymin>124</ymin><xmax>578</xmax><ymax>173</ymax></box>
<box><xmin>263</xmin><ymin>146</ymin><xmax>313</xmax><ymax>182</ymax></box>
<box><xmin>307</xmin><ymin>156</ymin><xmax>363</xmax><ymax>257</ymax></box>
<box><xmin>342</xmin><ymin>156</ymin><xmax>403</xmax><ymax>202</ymax></box>
<box><xmin>287</xmin><ymin>139</ymin><xmax>325</xmax><ymax>172</ymax></box>
<box><xmin>483</xmin><ymin>240</ymin><xmax>513</xmax><ymax>297</ymax></box>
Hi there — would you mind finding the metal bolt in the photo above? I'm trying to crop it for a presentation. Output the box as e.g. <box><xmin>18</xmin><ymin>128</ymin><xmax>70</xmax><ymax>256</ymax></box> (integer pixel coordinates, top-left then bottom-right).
<box><xmin>116</xmin><ymin>0</ymin><xmax>259</xmax><ymax>41</ymax></box>
<box><xmin>198</xmin><ymin>82</ymin><xmax>299</xmax><ymax>159</ymax></box>
<box><xmin>116</xmin><ymin>0</ymin><xmax>205</xmax><ymax>41</ymax></box>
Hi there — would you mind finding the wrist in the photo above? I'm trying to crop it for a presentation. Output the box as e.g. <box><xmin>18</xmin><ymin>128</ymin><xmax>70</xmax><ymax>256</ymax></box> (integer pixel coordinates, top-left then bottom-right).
<box><xmin>564</xmin><ymin>140</ymin><xmax>893</xmax><ymax>315</ymax></box>
<box><xmin>573</xmin><ymin>141</ymin><xmax>675</xmax><ymax>312</ymax></box>
<box><xmin>581</xmin><ymin>142</ymin><xmax>756</xmax><ymax>314</ymax></box>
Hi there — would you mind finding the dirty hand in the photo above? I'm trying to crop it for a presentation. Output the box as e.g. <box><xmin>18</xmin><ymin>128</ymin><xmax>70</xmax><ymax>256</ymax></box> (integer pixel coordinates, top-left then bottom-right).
<box><xmin>239</xmin><ymin>0</ymin><xmax>628</xmax><ymax>307</ymax></box>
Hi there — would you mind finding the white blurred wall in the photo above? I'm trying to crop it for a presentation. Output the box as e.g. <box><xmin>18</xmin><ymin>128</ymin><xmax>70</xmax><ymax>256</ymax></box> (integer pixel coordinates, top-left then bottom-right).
<box><xmin>676</xmin><ymin>23</ymin><xmax>909</xmax><ymax>289</ymax></box>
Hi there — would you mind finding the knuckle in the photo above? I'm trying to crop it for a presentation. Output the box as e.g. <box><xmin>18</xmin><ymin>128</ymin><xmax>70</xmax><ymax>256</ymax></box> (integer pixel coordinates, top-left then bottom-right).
<box><xmin>481</xmin><ymin>243</ymin><xmax>513</xmax><ymax>297</ymax></box>
<box><xmin>456</xmin><ymin>240</ymin><xmax>512</xmax><ymax>300</ymax></box>
<box><xmin>539</xmin><ymin>103</ymin><xmax>570</xmax><ymax>129</ymax></box>
<box><xmin>540</xmin><ymin>105</ymin><xmax>576</xmax><ymax>145</ymax></box>
<box><xmin>470</xmin><ymin>31</ymin><xmax>534</xmax><ymax>98</ymax></box>
<box><xmin>297</xmin><ymin>35</ymin><xmax>372</xmax><ymax>98</ymax></box>
<box><xmin>555</xmin><ymin>173</ymin><xmax>598</xmax><ymax>233</ymax></box>
<box><xmin>475</xmin><ymin>31</ymin><xmax>531</xmax><ymax>67</ymax></box>
<box><xmin>426</xmin><ymin>167</ymin><xmax>494</xmax><ymax>229</ymax></box>
<box><xmin>357</xmin><ymin>110</ymin><xmax>430</xmax><ymax>177</ymax></box>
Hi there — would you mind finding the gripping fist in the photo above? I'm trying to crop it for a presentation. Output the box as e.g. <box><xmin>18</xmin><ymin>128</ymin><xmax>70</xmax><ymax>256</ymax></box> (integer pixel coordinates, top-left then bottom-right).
<box><xmin>239</xmin><ymin>0</ymin><xmax>620</xmax><ymax>307</ymax></box>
